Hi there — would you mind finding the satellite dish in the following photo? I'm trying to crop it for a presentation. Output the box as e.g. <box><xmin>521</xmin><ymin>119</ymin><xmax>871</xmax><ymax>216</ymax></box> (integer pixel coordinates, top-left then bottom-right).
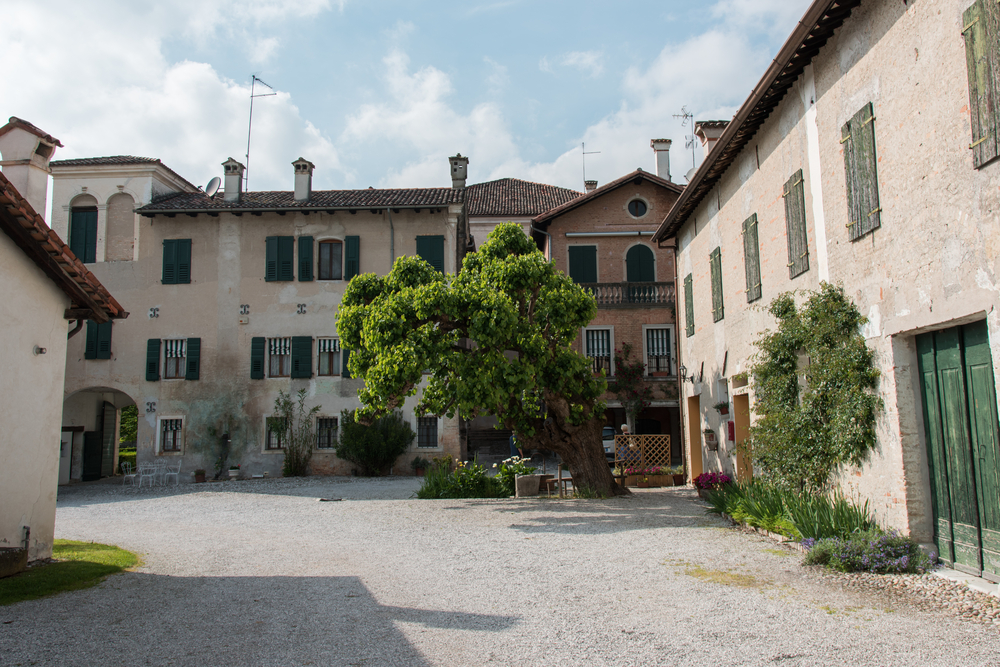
<box><xmin>205</xmin><ymin>176</ymin><xmax>221</xmax><ymax>198</ymax></box>
<box><xmin>684</xmin><ymin>167</ymin><xmax>698</xmax><ymax>182</ymax></box>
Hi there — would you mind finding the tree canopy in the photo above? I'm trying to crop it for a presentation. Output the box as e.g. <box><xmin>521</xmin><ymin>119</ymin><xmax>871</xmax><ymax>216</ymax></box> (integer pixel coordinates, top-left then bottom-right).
<box><xmin>336</xmin><ymin>223</ymin><xmax>623</xmax><ymax>496</ymax></box>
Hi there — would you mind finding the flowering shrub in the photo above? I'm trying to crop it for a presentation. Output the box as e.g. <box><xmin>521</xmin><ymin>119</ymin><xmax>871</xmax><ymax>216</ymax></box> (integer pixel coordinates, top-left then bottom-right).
<box><xmin>416</xmin><ymin>458</ymin><xmax>505</xmax><ymax>499</ymax></box>
<box><xmin>694</xmin><ymin>472</ymin><xmax>732</xmax><ymax>490</ymax></box>
<box><xmin>492</xmin><ymin>456</ymin><xmax>537</xmax><ymax>497</ymax></box>
<box><xmin>803</xmin><ymin>530</ymin><xmax>936</xmax><ymax>574</ymax></box>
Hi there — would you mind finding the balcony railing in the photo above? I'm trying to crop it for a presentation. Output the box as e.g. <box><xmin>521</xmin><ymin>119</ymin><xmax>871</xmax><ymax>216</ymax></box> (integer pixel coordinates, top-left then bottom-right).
<box><xmin>581</xmin><ymin>282</ymin><xmax>675</xmax><ymax>309</ymax></box>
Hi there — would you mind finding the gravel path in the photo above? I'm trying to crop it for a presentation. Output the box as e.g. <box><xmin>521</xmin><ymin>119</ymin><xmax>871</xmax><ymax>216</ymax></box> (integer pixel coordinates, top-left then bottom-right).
<box><xmin>2</xmin><ymin>478</ymin><xmax>999</xmax><ymax>666</ymax></box>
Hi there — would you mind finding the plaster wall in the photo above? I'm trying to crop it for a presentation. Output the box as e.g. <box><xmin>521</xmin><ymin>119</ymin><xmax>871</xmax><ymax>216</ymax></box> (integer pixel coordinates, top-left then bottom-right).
<box><xmin>674</xmin><ymin>0</ymin><xmax>1000</xmax><ymax>540</ymax></box>
<box><xmin>0</xmin><ymin>230</ymin><xmax>70</xmax><ymax>560</ymax></box>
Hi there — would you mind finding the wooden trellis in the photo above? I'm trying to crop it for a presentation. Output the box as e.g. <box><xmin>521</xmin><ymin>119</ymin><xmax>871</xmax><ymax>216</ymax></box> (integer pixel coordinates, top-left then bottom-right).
<box><xmin>614</xmin><ymin>434</ymin><xmax>672</xmax><ymax>470</ymax></box>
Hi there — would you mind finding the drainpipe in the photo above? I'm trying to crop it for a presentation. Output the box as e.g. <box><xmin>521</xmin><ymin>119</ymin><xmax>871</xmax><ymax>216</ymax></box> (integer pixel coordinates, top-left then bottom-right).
<box><xmin>673</xmin><ymin>245</ymin><xmax>688</xmax><ymax>484</ymax></box>
<box><xmin>530</xmin><ymin>225</ymin><xmax>551</xmax><ymax>261</ymax></box>
<box><xmin>22</xmin><ymin>526</ymin><xmax>30</xmax><ymax>551</ymax></box>
<box><xmin>68</xmin><ymin>319</ymin><xmax>84</xmax><ymax>339</ymax></box>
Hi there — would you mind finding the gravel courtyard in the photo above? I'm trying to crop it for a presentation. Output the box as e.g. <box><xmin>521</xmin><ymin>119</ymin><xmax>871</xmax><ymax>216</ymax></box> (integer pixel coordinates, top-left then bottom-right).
<box><xmin>2</xmin><ymin>478</ymin><xmax>999</xmax><ymax>666</ymax></box>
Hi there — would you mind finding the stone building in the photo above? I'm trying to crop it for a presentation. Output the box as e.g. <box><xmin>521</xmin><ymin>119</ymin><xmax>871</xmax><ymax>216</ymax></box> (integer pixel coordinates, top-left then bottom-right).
<box><xmin>652</xmin><ymin>0</ymin><xmax>1000</xmax><ymax>580</ymax></box>
<box><xmin>533</xmin><ymin>141</ymin><xmax>684</xmax><ymax>461</ymax></box>
<box><xmin>48</xmin><ymin>151</ymin><xmax>470</xmax><ymax>480</ymax></box>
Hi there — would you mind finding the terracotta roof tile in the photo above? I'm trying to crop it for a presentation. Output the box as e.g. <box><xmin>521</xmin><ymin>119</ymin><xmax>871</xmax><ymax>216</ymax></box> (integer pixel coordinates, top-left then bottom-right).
<box><xmin>0</xmin><ymin>116</ymin><xmax>63</xmax><ymax>147</ymax></box>
<box><xmin>50</xmin><ymin>155</ymin><xmax>161</xmax><ymax>167</ymax></box>
<box><xmin>533</xmin><ymin>169</ymin><xmax>683</xmax><ymax>226</ymax></box>
<box><xmin>137</xmin><ymin>187</ymin><xmax>464</xmax><ymax>213</ymax></box>
<box><xmin>465</xmin><ymin>178</ymin><xmax>581</xmax><ymax>217</ymax></box>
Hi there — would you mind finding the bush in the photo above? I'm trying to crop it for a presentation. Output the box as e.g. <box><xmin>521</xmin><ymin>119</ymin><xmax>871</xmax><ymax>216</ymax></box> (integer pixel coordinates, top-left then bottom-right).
<box><xmin>117</xmin><ymin>449</ymin><xmax>136</xmax><ymax>473</ymax></box>
<box><xmin>417</xmin><ymin>458</ymin><xmax>506</xmax><ymax>499</ymax></box>
<box><xmin>804</xmin><ymin>530</ymin><xmax>936</xmax><ymax>574</ymax></box>
<box><xmin>336</xmin><ymin>410</ymin><xmax>415</xmax><ymax>476</ymax></box>
<box><xmin>273</xmin><ymin>389</ymin><xmax>320</xmax><ymax>477</ymax></box>
<box><xmin>492</xmin><ymin>456</ymin><xmax>536</xmax><ymax>497</ymax></box>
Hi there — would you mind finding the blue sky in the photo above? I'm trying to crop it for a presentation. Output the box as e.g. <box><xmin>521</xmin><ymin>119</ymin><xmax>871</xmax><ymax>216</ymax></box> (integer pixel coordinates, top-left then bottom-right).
<box><xmin>4</xmin><ymin>0</ymin><xmax>810</xmax><ymax>195</ymax></box>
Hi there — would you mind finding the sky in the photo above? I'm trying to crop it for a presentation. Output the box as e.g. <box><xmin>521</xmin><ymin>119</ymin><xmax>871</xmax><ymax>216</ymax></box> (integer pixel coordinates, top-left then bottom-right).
<box><xmin>2</xmin><ymin>0</ymin><xmax>811</xmax><ymax>195</ymax></box>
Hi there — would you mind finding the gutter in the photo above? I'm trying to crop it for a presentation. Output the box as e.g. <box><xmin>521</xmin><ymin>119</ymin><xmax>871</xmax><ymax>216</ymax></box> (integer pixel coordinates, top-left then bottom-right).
<box><xmin>138</xmin><ymin>203</ymin><xmax>457</xmax><ymax>217</ymax></box>
<box><xmin>565</xmin><ymin>231</ymin><xmax>654</xmax><ymax>238</ymax></box>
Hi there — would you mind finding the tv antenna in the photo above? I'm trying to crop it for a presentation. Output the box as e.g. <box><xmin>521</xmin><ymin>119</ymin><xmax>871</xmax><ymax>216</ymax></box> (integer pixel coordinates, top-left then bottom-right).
<box><xmin>245</xmin><ymin>74</ymin><xmax>277</xmax><ymax>191</ymax></box>
<box><xmin>673</xmin><ymin>106</ymin><xmax>697</xmax><ymax>171</ymax></box>
<box><xmin>581</xmin><ymin>142</ymin><xmax>601</xmax><ymax>186</ymax></box>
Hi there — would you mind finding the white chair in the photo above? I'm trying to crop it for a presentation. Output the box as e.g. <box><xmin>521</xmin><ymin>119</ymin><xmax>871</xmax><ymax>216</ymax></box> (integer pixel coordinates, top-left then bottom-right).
<box><xmin>137</xmin><ymin>463</ymin><xmax>157</xmax><ymax>488</ymax></box>
<box><xmin>121</xmin><ymin>461</ymin><xmax>138</xmax><ymax>486</ymax></box>
<box><xmin>163</xmin><ymin>461</ymin><xmax>182</xmax><ymax>486</ymax></box>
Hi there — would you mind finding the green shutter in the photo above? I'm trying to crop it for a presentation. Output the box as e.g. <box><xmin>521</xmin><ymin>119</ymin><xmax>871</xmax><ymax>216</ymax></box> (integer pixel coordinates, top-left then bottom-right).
<box><xmin>185</xmin><ymin>337</ymin><xmax>201</xmax><ymax>380</ymax></box>
<box><xmin>298</xmin><ymin>236</ymin><xmax>314</xmax><ymax>281</ymax></box>
<box><xmin>291</xmin><ymin>336</ymin><xmax>313</xmax><ymax>378</ymax></box>
<box><xmin>265</xmin><ymin>237</ymin><xmax>278</xmax><ymax>282</ymax></box>
<box><xmin>416</xmin><ymin>235</ymin><xmax>446</xmax><ymax>273</ymax></box>
<box><xmin>710</xmin><ymin>247</ymin><xmax>724</xmax><ymax>322</ymax></box>
<box><xmin>342</xmin><ymin>349</ymin><xmax>351</xmax><ymax>379</ymax></box>
<box><xmin>278</xmin><ymin>236</ymin><xmax>294</xmax><ymax>281</ymax></box>
<box><xmin>742</xmin><ymin>214</ymin><xmax>762</xmax><ymax>303</ymax></box>
<box><xmin>567</xmin><ymin>246</ymin><xmax>597</xmax><ymax>283</ymax></box>
<box><xmin>177</xmin><ymin>239</ymin><xmax>191</xmax><ymax>284</ymax></box>
<box><xmin>783</xmin><ymin>170</ymin><xmax>809</xmax><ymax>278</ymax></box>
<box><xmin>842</xmin><ymin>102</ymin><xmax>881</xmax><ymax>241</ymax></box>
<box><xmin>344</xmin><ymin>236</ymin><xmax>360</xmax><ymax>280</ymax></box>
<box><xmin>963</xmin><ymin>0</ymin><xmax>1000</xmax><ymax>169</ymax></box>
<box><xmin>162</xmin><ymin>240</ymin><xmax>177</xmax><ymax>284</ymax></box>
<box><xmin>146</xmin><ymin>339</ymin><xmax>161</xmax><ymax>381</ymax></box>
<box><xmin>85</xmin><ymin>321</ymin><xmax>98</xmax><ymax>359</ymax></box>
<box><xmin>684</xmin><ymin>274</ymin><xmax>694</xmax><ymax>338</ymax></box>
<box><xmin>70</xmin><ymin>209</ymin><xmax>97</xmax><ymax>264</ymax></box>
<box><xmin>625</xmin><ymin>245</ymin><xmax>655</xmax><ymax>282</ymax></box>
<box><xmin>96</xmin><ymin>321</ymin><xmax>112</xmax><ymax>359</ymax></box>
<box><xmin>250</xmin><ymin>337</ymin><xmax>266</xmax><ymax>379</ymax></box>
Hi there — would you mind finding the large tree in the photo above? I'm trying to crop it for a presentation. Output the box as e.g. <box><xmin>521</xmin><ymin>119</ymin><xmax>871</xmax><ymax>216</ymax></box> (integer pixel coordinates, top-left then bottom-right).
<box><xmin>337</xmin><ymin>223</ymin><xmax>625</xmax><ymax>496</ymax></box>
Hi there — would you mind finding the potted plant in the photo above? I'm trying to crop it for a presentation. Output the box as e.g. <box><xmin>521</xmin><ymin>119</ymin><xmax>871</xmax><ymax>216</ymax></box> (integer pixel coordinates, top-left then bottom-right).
<box><xmin>669</xmin><ymin>464</ymin><xmax>686</xmax><ymax>487</ymax></box>
<box><xmin>228</xmin><ymin>464</ymin><xmax>240</xmax><ymax>479</ymax></box>
<box><xmin>731</xmin><ymin>371</ymin><xmax>749</xmax><ymax>389</ymax></box>
<box><xmin>410</xmin><ymin>456</ymin><xmax>430</xmax><ymax>476</ymax></box>
<box><xmin>713</xmin><ymin>401</ymin><xmax>730</xmax><ymax>416</ymax></box>
<box><xmin>703</xmin><ymin>427</ymin><xmax>719</xmax><ymax>452</ymax></box>
<box><xmin>193</xmin><ymin>469</ymin><xmax>206</xmax><ymax>483</ymax></box>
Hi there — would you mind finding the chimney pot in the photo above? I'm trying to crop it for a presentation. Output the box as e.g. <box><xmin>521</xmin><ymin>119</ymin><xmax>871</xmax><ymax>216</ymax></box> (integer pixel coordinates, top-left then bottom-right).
<box><xmin>221</xmin><ymin>158</ymin><xmax>245</xmax><ymax>202</ymax></box>
<box><xmin>694</xmin><ymin>121</ymin><xmax>729</xmax><ymax>161</ymax></box>
<box><xmin>0</xmin><ymin>116</ymin><xmax>62</xmax><ymax>219</ymax></box>
<box><xmin>584</xmin><ymin>180</ymin><xmax>598</xmax><ymax>192</ymax></box>
<box><xmin>449</xmin><ymin>153</ymin><xmax>469</xmax><ymax>189</ymax></box>
<box><xmin>292</xmin><ymin>157</ymin><xmax>315</xmax><ymax>202</ymax></box>
<box><xmin>650</xmin><ymin>138</ymin><xmax>672</xmax><ymax>181</ymax></box>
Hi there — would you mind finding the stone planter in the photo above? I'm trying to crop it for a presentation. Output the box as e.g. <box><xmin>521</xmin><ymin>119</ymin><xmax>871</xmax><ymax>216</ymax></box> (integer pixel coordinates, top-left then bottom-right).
<box><xmin>515</xmin><ymin>474</ymin><xmax>541</xmax><ymax>497</ymax></box>
<box><xmin>228</xmin><ymin>469</ymin><xmax>240</xmax><ymax>479</ymax></box>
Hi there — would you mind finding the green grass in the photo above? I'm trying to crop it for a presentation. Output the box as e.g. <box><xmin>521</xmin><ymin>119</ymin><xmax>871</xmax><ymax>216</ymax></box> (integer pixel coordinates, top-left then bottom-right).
<box><xmin>0</xmin><ymin>540</ymin><xmax>139</xmax><ymax>606</ymax></box>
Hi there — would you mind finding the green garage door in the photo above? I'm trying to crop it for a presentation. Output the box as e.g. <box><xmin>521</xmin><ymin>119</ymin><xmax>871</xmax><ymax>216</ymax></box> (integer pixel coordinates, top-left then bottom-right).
<box><xmin>918</xmin><ymin>321</ymin><xmax>1000</xmax><ymax>581</ymax></box>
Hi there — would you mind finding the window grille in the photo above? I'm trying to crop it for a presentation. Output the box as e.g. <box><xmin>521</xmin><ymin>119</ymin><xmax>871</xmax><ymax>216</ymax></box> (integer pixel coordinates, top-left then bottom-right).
<box><xmin>266</xmin><ymin>418</ymin><xmax>286</xmax><ymax>450</ymax></box>
<box><xmin>316</xmin><ymin>417</ymin><xmax>338</xmax><ymax>449</ymax></box>
<box><xmin>417</xmin><ymin>417</ymin><xmax>438</xmax><ymax>448</ymax></box>
<box><xmin>161</xmin><ymin>418</ymin><xmax>182</xmax><ymax>452</ymax></box>
<box><xmin>585</xmin><ymin>329</ymin><xmax>612</xmax><ymax>375</ymax></box>
<box><xmin>646</xmin><ymin>328</ymin><xmax>671</xmax><ymax>375</ymax></box>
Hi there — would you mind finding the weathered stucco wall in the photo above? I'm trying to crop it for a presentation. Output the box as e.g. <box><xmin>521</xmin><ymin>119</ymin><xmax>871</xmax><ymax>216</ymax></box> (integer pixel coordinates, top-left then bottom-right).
<box><xmin>675</xmin><ymin>0</ymin><xmax>1000</xmax><ymax>540</ymax></box>
<box><xmin>0</xmin><ymin>230</ymin><xmax>70</xmax><ymax>560</ymax></box>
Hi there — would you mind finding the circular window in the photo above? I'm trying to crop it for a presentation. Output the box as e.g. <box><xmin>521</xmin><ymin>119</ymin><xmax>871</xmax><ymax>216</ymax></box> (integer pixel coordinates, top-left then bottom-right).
<box><xmin>628</xmin><ymin>199</ymin><xmax>647</xmax><ymax>217</ymax></box>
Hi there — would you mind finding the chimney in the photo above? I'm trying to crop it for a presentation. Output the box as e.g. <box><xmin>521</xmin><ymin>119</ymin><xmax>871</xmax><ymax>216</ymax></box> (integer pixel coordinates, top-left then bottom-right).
<box><xmin>694</xmin><ymin>121</ymin><xmax>728</xmax><ymax>160</ymax></box>
<box><xmin>449</xmin><ymin>153</ymin><xmax>469</xmax><ymax>189</ymax></box>
<box><xmin>650</xmin><ymin>138</ymin><xmax>672</xmax><ymax>181</ymax></box>
<box><xmin>0</xmin><ymin>117</ymin><xmax>63</xmax><ymax>219</ymax></box>
<box><xmin>584</xmin><ymin>180</ymin><xmax>598</xmax><ymax>193</ymax></box>
<box><xmin>292</xmin><ymin>157</ymin><xmax>314</xmax><ymax>202</ymax></box>
<box><xmin>222</xmin><ymin>157</ymin><xmax>245</xmax><ymax>202</ymax></box>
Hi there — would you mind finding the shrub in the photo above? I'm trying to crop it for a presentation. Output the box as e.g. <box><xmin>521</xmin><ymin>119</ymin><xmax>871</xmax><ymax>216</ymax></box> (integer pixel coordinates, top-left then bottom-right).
<box><xmin>492</xmin><ymin>456</ymin><xmax>537</xmax><ymax>497</ymax></box>
<box><xmin>417</xmin><ymin>458</ymin><xmax>505</xmax><ymax>499</ymax></box>
<box><xmin>117</xmin><ymin>449</ymin><xmax>136</xmax><ymax>473</ymax></box>
<box><xmin>804</xmin><ymin>530</ymin><xmax>936</xmax><ymax>574</ymax></box>
<box><xmin>783</xmin><ymin>489</ymin><xmax>877</xmax><ymax>540</ymax></box>
<box><xmin>336</xmin><ymin>410</ymin><xmax>415</xmax><ymax>476</ymax></box>
<box><xmin>694</xmin><ymin>472</ymin><xmax>732</xmax><ymax>490</ymax></box>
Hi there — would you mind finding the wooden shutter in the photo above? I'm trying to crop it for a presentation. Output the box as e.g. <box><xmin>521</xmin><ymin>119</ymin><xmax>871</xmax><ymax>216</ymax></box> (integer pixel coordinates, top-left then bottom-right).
<box><xmin>709</xmin><ymin>247</ymin><xmax>724</xmax><ymax>323</ymax></box>
<box><xmin>70</xmin><ymin>209</ymin><xmax>97</xmax><ymax>263</ymax></box>
<box><xmin>783</xmin><ymin>170</ymin><xmax>810</xmax><ymax>278</ymax></box>
<box><xmin>162</xmin><ymin>240</ymin><xmax>177</xmax><ymax>284</ymax></box>
<box><xmin>278</xmin><ymin>236</ymin><xmax>294</xmax><ymax>281</ymax></box>
<box><xmin>185</xmin><ymin>337</ymin><xmax>201</xmax><ymax>380</ymax></box>
<box><xmin>100</xmin><ymin>401</ymin><xmax>116</xmax><ymax>478</ymax></box>
<box><xmin>344</xmin><ymin>236</ymin><xmax>360</xmax><ymax>280</ymax></box>
<box><xmin>342</xmin><ymin>349</ymin><xmax>352</xmax><ymax>379</ymax></box>
<box><xmin>842</xmin><ymin>103</ymin><xmax>881</xmax><ymax>241</ymax></box>
<box><xmin>567</xmin><ymin>246</ymin><xmax>597</xmax><ymax>283</ymax></box>
<box><xmin>291</xmin><ymin>336</ymin><xmax>313</xmax><ymax>378</ymax></box>
<box><xmin>265</xmin><ymin>237</ymin><xmax>278</xmax><ymax>282</ymax></box>
<box><xmin>416</xmin><ymin>235</ymin><xmax>446</xmax><ymax>273</ymax></box>
<box><xmin>684</xmin><ymin>274</ymin><xmax>695</xmax><ymax>338</ymax></box>
<box><xmin>96</xmin><ymin>321</ymin><xmax>112</xmax><ymax>359</ymax></box>
<box><xmin>963</xmin><ymin>0</ymin><xmax>1000</xmax><ymax>169</ymax></box>
<box><xmin>146</xmin><ymin>339</ymin><xmax>161</xmax><ymax>381</ymax></box>
<box><xmin>742</xmin><ymin>214</ymin><xmax>762</xmax><ymax>303</ymax></box>
<box><xmin>298</xmin><ymin>236</ymin><xmax>314</xmax><ymax>281</ymax></box>
<box><xmin>250</xmin><ymin>337</ymin><xmax>265</xmax><ymax>379</ymax></box>
<box><xmin>626</xmin><ymin>245</ymin><xmax>655</xmax><ymax>282</ymax></box>
<box><xmin>85</xmin><ymin>321</ymin><xmax>98</xmax><ymax>359</ymax></box>
<box><xmin>176</xmin><ymin>239</ymin><xmax>191</xmax><ymax>284</ymax></box>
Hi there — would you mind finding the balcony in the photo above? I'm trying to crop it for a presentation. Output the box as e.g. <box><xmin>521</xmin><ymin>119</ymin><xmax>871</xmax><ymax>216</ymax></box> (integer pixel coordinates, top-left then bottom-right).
<box><xmin>581</xmin><ymin>282</ymin><xmax>675</xmax><ymax>309</ymax></box>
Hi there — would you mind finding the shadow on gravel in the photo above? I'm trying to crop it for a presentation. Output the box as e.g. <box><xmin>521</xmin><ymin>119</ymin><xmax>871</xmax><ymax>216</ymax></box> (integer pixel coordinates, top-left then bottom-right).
<box><xmin>0</xmin><ymin>573</ymin><xmax>519</xmax><ymax>667</ymax></box>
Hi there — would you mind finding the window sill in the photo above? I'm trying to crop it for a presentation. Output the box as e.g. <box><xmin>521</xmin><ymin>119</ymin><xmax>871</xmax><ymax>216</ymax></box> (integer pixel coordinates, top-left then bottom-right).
<box><xmin>262</xmin><ymin>449</ymin><xmax>285</xmax><ymax>455</ymax></box>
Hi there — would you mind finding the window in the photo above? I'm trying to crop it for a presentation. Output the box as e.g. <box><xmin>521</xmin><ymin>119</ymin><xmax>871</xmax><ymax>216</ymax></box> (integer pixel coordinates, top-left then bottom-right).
<box><xmin>783</xmin><ymin>170</ymin><xmax>809</xmax><ymax>278</ymax></box>
<box><xmin>841</xmin><ymin>103</ymin><xmax>881</xmax><ymax>241</ymax></box>
<box><xmin>741</xmin><ymin>214</ymin><xmax>761</xmax><ymax>303</ymax></box>
<box><xmin>963</xmin><ymin>0</ymin><xmax>1000</xmax><ymax>169</ymax></box>
<box><xmin>69</xmin><ymin>207</ymin><xmax>97</xmax><ymax>264</ymax></box>
<box><xmin>625</xmin><ymin>244</ymin><xmax>655</xmax><ymax>282</ymax></box>
<box><xmin>159</xmin><ymin>418</ymin><xmax>183</xmax><ymax>453</ymax></box>
<box><xmin>85</xmin><ymin>320</ymin><xmax>112</xmax><ymax>359</ymax></box>
<box><xmin>318</xmin><ymin>338</ymin><xmax>341</xmax><ymax>376</ymax></box>
<box><xmin>318</xmin><ymin>241</ymin><xmax>343</xmax><ymax>280</ymax></box>
<box><xmin>585</xmin><ymin>328</ymin><xmax>612</xmax><ymax>376</ymax></box>
<box><xmin>627</xmin><ymin>199</ymin><xmax>647</xmax><ymax>217</ymax></box>
<box><xmin>684</xmin><ymin>274</ymin><xmax>695</xmax><ymax>338</ymax></box>
<box><xmin>265</xmin><ymin>417</ymin><xmax>286</xmax><ymax>450</ymax></box>
<box><xmin>316</xmin><ymin>417</ymin><xmax>338</xmax><ymax>449</ymax></box>
<box><xmin>417</xmin><ymin>417</ymin><xmax>438</xmax><ymax>448</ymax></box>
<box><xmin>567</xmin><ymin>245</ymin><xmax>597</xmax><ymax>283</ymax></box>
<box><xmin>709</xmin><ymin>247</ymin><xmax>724</xmax><ymax>322</ymax></box>
<box><xmin>164</xmin><ymin>339</ymin><xmax>186</xmax><ymax>379</ymax></box>
<box><xmin>416</xmin><ymin>235</ymin><xmax>445</xmax><ymax>273</ymax></box>
<box><xmin>645</xmin><ymin>327</ymin><xmax>671</xmax><ymax>375</ymax></box>
<box><xmin>265</xmin><ymin>236</ymin><xmax>295</xmax><ymax>282</ymax></box>
<box><xmin>162</xmin><ymin>239</ymin><xmax>192</xmax><ymax>284</ymax></box>
<box><xmin>269</xmin><ymin>338</ymin><xmax>291</xmax><ymax>377</ymax></box>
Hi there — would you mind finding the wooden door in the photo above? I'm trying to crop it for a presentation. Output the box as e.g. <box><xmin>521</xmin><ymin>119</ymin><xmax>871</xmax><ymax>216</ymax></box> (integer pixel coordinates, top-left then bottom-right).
<box><xmin>733</xmin><ymin>394</ymin><xmax>752</xmax><ymax>482</ymax></box>
<box><xmin>82</xmin><ymin>431</ymin><xmax>102</xmax><ymax>482</ymax></box>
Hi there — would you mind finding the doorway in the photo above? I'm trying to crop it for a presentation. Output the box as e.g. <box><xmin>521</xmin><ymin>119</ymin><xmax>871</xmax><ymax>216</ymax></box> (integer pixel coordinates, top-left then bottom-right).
<box><xmin>733</xmin><ymin>393</ymin><xmax>752</xmax><ymax>482</ymax></box>
<box><xmin>686</xmin><ymin>395</ymin><xmax>703</xmax><ymax>482</ymax></box>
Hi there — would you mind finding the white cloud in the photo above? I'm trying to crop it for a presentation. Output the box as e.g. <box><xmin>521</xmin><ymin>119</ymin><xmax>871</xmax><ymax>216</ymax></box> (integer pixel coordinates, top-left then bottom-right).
<box><xmin>711</xmin><ymin>0</ymin><xmax>809</xmax><ymax>37</ymax></box>
<box><xmin>561</xmin><ymin>51</ymin><xmax>606</xmax><ymax>77</ymax></box>
<box><xmin>483</xmin><ymin>57</ymin><xmax>510</xmax><ymax>95</ymax></box>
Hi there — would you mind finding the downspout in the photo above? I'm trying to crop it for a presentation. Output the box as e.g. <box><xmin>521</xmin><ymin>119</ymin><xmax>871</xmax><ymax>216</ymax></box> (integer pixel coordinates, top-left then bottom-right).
<box><xmin>530</xmin><ymin>225</ymin><xmax>551</xmax><ymax>261</ymax></box>
<box><xmin>673</xmin><ymin>243</ymin><xmax>688</xmax><ymax>484</ymax></box>
<box><xmin>68</xmin><ymin>319</ymin><xmax>84</xmax><ymax>339</ymax></box>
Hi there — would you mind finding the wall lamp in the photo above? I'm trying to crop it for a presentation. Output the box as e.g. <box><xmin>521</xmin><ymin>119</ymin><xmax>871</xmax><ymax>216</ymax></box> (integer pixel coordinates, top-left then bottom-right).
<box><xmin>678</xmin><ymin>364</ymin><xmax>695</xmax><ymax>384</ymax></box>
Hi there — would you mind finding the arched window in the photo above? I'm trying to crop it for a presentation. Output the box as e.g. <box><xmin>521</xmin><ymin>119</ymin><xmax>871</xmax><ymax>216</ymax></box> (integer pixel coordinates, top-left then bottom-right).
<box><xmin>69</xmin><ymin>195</ymin><xmax>99</xmax><ymax>263</ymax></box>
<box><xmin>106</xmin><ymin>192</ymin><xmax>135</xmax><ymax>261</ymax></box>
<box><xmin>625</xmin><ymin>244</ymin><xmax>655</xmax><ymax>282</ymax></box>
